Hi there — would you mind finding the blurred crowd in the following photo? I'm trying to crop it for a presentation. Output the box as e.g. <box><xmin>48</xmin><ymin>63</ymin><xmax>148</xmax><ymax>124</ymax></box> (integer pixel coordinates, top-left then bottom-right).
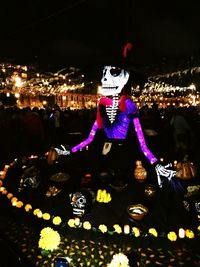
<box><xmin>0</xmin><ymin>102</ymin><xmax>199</xmax><ymax>169</ymax></box>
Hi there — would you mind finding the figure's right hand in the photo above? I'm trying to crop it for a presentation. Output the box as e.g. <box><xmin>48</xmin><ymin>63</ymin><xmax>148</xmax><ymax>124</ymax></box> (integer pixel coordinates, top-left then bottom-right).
<box><xmin>54</xmin><ymin>145</ymin><xmax>71</xmax><ymax>156</ymax></box>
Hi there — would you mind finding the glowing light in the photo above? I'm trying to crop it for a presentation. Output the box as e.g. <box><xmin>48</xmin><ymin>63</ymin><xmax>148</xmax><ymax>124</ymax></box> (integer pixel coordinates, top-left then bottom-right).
<box><xmin>14</xmin><ymin>76</ymin><xmax>22</xmax><ymax>87</ymax></box>
<box><xmin>178</xmin><ymin>228</ymin><xmax>185</xmax><ymax>238</ymax></box>
<box><xmin>189</xmin><ymin>83</ymin><xmax>196</xmax><ymax>90</ymax></box>
<box><xmin>74</xmin><ymin>217</ymin><xmax>80</xmax><ymax>227</ymax></box>
<box><xmin>97</xmin><ymin>85</ymin><xmax>102</xmax><ymax>94</ymax></box>
<box><xmin>14</xmin><ymin>93</ymin><xmax>20</xmax><ymax>98</ymax></box>
<box><xmin>124</xmin><ymin>225</ymin><xmax>130</xmax><ymax>234</ymax></box>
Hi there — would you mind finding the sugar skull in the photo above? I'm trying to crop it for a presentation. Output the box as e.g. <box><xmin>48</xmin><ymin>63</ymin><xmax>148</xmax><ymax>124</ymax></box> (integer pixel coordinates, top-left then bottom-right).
<box><xmin>69</xmin><ymin>189</ymin><xmax>95</xmax><ymax>217</ymax></box>
<box><xmin>100</xmin><ymin>65</ymin><xmax>130</xmax><ymax>96</ymax></box>
<box><xmin>69</xmin><ymin>191</ymin><xmax>87</xmax><ymax>217</ymax></box>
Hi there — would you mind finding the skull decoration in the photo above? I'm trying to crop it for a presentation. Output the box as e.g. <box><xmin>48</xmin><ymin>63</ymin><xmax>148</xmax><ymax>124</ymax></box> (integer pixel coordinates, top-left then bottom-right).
<box><xmin>195</xmin><ymin>200</ymin><xmax>200</xmax><ymax>213</ymax></box>
<box><xmin>99</xmin><ymin>66</ymin><xmax>130</xmax><ymax>96</ymax></box>
<box><xmin>18</xmin><ymin>166</ymin><xmax>40</xmax><ymax>192</ymax></box>
<box><xmin>182</xmin><ymin>200</ymin><xmax>190</xmax><ymax>212</ymax></box>
<box><xmin>69</xmin><ymin>189</ymin><xmax>95</xmax><ymax>217</ymax></box>
<box><xmin>69</xmin><ymin>191</ymin><xmax>87</xmax><ymax>217</ymax></box>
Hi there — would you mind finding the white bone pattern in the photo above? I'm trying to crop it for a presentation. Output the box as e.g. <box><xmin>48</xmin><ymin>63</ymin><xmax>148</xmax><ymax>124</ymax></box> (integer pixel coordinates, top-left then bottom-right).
<box><xmin>106</xmin><ymin>94</ymin><xmax>119</xmax><ymax>124</ymax></box>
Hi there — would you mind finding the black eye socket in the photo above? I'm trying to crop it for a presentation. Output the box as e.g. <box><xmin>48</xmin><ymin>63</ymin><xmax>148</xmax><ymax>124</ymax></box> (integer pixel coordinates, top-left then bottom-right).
<box><xmin>110</xmin><ymin>68</ymin><xmax>122</xmax><ymax>77</ymax></box>
<box><xmin>79</xmin><ymin>197</ymin><xmax>84</xmax><ymax>203</ymax></box>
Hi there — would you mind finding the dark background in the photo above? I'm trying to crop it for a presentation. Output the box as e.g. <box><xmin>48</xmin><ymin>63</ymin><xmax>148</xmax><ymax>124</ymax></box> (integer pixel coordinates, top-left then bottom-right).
<box><xmin>0</xmin><ymin>0</ymin><xmax>200</xmax><ymax>76</ymax></box>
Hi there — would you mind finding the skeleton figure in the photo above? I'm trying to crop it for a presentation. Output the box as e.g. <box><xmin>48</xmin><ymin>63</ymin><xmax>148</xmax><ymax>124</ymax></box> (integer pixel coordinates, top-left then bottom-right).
<box><xmin>55</xmin><ymin>65</ymin><xmax>176</xmax><ymax>188</ymax></box>
<box><xmin>100</xmin><ymin>66</ymin><xmax>129</xmax><ymax>124</ymax></box>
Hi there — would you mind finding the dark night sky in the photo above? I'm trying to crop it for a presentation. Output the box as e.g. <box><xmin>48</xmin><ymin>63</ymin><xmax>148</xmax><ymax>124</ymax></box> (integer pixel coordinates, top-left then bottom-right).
<box><xmin>1</xmin><ymin>0</ymin><xmax>200</xmax><ymax>76</ymax></box>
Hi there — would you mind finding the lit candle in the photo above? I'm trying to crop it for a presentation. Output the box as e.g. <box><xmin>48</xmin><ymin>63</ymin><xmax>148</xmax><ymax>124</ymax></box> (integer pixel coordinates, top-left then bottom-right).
<box><xmin>178</xmin><ymin>228</ymin><xmax>185</xmax><ymax>238</ymax></box>
<box><xmin>0</xmin><ymin>171</ymin><xmax>6</xmax><ymax>178</ymax></box>
<box><xmin>37</xmin><ymin>211</ymin><xmax>43</xmax><ymax>218</ymax></box>
<box><xmin>74</xmin><ymin>217</ymin><xmax>80</xmax><ymax>227</ymax></box>
<box><xmin>4</xmin><ymin>165</ymin><xmax>10</xmax><ymax>170</ymax></box>
<box><xmin>12</xmin><ymin>200</ymin><xmax>17</xmax><ymax>206</ymax></box>
<box><xmin>174</xmin><ymin>160</ymin><xmax>177</xmax><ymax>167</ymax></box>
<box><xmin>124</xmin><ymin>225</ymin><xmax>130</xmax><ymax>234</ymax></box>
<box><xmin>0</xmin><ymin>186</ymin><xmax>5</xmax><ymax>192</ymax></box>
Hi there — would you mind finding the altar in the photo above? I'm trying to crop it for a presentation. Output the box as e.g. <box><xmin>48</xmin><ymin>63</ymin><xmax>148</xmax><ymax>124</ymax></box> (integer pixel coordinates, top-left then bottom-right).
<box><xmin>0</xmin><ymin>152</ymin><xmax>200</xmax><ymax>266</ymax></box>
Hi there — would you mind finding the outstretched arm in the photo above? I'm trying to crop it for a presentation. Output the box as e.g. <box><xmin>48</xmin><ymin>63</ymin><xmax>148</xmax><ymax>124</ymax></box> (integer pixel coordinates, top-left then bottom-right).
<box><xmin>133</xmin><ymin>117</ymin><xmax>176</xmax><ymax>187</ymax></box>
<box><xmin>54</xmin><ymin>120</ymin><xmax>98</xmax><ymax>155</ymax></box>
<box><xmin>133</xmin><ymin>117</ymin><xmax>158</xmax><ymax>164</ymax></box>
<box><xmin>71</xmin><ymin>120</ymin><xmax>98</xmax><ymax>153</ymax></box>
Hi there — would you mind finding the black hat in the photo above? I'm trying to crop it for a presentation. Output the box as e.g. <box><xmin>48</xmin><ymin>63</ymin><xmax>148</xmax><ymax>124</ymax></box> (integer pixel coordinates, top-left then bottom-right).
<box><xmin>98</xmin><ymin>41</ymin><xmax>147</xmax><ymax>88</ymax></box>
<box><xmin>101</xmin><ymin>41</ymin><xmax>134</xmax><ymax>71</ymax></box>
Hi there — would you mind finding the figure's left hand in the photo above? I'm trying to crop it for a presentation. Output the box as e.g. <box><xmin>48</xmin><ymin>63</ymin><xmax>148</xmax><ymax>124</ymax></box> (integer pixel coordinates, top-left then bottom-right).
<box><xmin>155</xmin><ymin>163</ymin><xmax>176</xmax><ymax>188</ymax></box>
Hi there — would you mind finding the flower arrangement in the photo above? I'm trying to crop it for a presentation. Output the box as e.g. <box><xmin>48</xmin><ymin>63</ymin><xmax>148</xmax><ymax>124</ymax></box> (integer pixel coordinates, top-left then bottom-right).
<box><xmin>167</xmin><ymin>231</ymin><xmax>177</xmax><ymax>241</ymax></box>
<box><xmin>38</xmin><ymin>227</ymin><xmax>61</xmax><ymax>252</ymax></box>
<box><xmin>113</xmin><ymin>224</ymin><xmax>122</xmax><ymax>234</ymax></box>
<box><xmin>96</xmin><ymin>189</ymin><xmax>112</xmax><ymax>203</ymax></box>
<box><xmin>24</xmin><ymin>203</ymin><xmax>32</xmax><ymax>212</ymax></box>
<box><xmin>99</xmin><ymin>224</ymin><xmax>108</xmax><ymax>233</ymax></box>
<box><xmin>107</xmin><ymin>253</ymin><xmax>130</xmax><ymax>267</ymax></box>
<box><xmin>68</xmin><ymin>218</ymin><xmax>76</xmax><ymax>228</ymax></box>
<box><xmin>185</xmin><ymin>229</ymin><xmax>195</xmax><ymax>239</ymax></box>
<box><xmin>148</xmin><ymin>228</ymin><xmax>158</xmax><ymax>237</ymax></box>
<box><xmin>42</xmin><ymin>213</ymin><xmax>51</xmax><ymax>220</ymax></box>
<box><xmin>83</xmin><ymin>221</ymin><xmax>92</xmax><ymax>230</ymax></box>
<box><xmin>52</xmin><ymin>216</ymin><xmax>62</xmax><ymax>225</ymax></box>
<box><xmin>132</xmin><ymin>227</ymin><xmax>140</xmax><ymax>237</ymax></box>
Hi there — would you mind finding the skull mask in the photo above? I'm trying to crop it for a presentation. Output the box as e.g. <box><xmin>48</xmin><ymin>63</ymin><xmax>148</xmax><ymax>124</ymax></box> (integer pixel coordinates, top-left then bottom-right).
<box><xmin>100</xmin><ymin>65</ymin><xmax>130</xmax><ymax>96</ymax></box>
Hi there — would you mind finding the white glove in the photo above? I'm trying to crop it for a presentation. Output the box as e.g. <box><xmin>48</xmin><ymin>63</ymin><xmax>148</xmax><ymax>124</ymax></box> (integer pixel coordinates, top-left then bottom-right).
<box><xmin>54</xmin><ymin>145</ymin><xmax>71</xmax><ymax>156</ymax></box>
<box><xmin>155</xmin><ymin>163</ymin><xmax>176</xmax><ymax>188</ymax></box>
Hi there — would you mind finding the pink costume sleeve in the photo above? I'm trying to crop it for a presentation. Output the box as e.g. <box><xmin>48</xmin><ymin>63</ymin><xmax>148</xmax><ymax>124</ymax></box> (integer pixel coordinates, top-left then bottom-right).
<box><xmin>71</xmin><ymin>121</ymin><xmax>98</xmax><ymax>153</ymax></box>
<box><xmin>133</xmin><ymin>117</ymin><xmax>158</xmax><ymax>164</ymax></box>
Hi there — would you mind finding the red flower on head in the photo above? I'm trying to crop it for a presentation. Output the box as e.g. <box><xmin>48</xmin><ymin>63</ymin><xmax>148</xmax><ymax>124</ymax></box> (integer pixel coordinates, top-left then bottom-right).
<box><xmin>122</xmin><ymin>42</ymin><xmax>133</xmax><ymax>58</ymax></box>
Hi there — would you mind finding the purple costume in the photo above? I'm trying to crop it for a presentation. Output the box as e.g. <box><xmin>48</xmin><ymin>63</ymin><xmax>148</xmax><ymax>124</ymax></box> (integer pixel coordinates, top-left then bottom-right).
<box><xmin>71</xmin><ymin>97</ymin><xmax>158</xmax><ymax>165</ymax></box>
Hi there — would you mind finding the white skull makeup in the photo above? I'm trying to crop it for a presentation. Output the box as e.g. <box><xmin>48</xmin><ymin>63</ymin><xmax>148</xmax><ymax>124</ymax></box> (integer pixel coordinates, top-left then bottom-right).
<box><xmin>100</xmin><ymin>66</ymin><xmax>130</xmax><ymax>96</ymax></box>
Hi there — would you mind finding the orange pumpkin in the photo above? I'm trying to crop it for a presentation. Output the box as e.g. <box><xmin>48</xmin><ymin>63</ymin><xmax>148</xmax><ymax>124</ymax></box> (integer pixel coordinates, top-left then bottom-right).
<box><xmin>176</xmin><ymin>161</ymin><xmax>197</xmax><ymax>180</ymax></box>
<box><xmin>47</xmin><ymin>148</ymin><xmax>58</xmax><ymax>165</ymax></box>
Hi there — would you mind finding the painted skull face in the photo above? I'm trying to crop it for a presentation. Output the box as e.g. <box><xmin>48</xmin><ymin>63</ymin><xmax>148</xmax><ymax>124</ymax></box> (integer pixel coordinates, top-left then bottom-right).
<box><xmin>69</xmin><ymin>192</ymin><xmax>87</xmax><ymax>217</ymax></box>
<box><xmin>100</xmin><ymin>65</ymin><xmax>130</xmax><ymax>96</ymax></box>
